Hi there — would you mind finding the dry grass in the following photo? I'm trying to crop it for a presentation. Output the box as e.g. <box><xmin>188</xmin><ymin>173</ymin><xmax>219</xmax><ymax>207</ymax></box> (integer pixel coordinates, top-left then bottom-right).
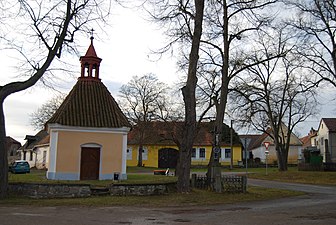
<box><xmin>246</xmin><ymin>167</ymin><xmax>336</xmax><ymax>186</ymax></box>
<box><xmin>1</xmin><ymin>186</ymin><xmax>302</xmax><ymax>207</ymax></box>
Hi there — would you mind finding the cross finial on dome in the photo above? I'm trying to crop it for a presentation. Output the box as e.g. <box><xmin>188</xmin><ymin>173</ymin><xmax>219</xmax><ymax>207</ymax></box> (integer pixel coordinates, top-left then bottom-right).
<box><xmin>90</xmin><ymin>28</ymin><xmax>95</xmax><ymax>43</ymax></box>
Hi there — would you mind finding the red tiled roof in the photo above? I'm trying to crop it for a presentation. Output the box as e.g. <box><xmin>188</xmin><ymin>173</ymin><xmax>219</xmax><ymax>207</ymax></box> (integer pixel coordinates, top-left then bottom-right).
<box><xmin>84</xmin><ymin>41</ymin><xmax>98</xmax><ymax>57</ymax></box>
<box><xmin>322</xmin><ymin>118</ymin><xmax>336</xmax><ymax>132</ymax></box>
<box><xmin>127</xmin><ymin>121</ymin><xmax>241</xmax><ymax>147</ymax></box>
<box><xmin>47</xmin><ymin>79</ymin><xmax>130</xmax><ymax>128</ymax></box>
<box><xmin>300</xmin><ymin>135</ymin><xmax>311</xmax><ymax>149</ymax></box>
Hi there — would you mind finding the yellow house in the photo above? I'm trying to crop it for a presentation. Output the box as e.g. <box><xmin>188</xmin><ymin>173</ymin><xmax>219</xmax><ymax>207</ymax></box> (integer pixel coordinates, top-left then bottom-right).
<box><xmin>127</xmin><ymin>121</ymin><xmax>242</xmax><ymax>168</ymax></box>
<box><xmin>46</xmin><ymin>37</ymin><xmax>131</xmax><ymax>180</ymax></box>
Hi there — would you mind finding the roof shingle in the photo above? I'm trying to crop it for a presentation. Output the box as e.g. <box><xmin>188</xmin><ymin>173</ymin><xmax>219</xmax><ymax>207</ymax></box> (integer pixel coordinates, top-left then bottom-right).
<box><xmin>322</xmin><ymin>118</ymin><xmax>336</xmax><ymax>132</ymax></box>
<box><xmin>47</xmin><ymin>78</ymin><xmax>130</xmax><ymax>128</ymax></box>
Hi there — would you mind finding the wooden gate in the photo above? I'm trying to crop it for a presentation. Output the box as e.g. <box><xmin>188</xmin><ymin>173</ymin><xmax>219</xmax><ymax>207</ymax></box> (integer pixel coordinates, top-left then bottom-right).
<box><xmin>158</xmin><ymin>148</ymin><xmax>178</xmax><ymax>168</ymax></box>
<box><xmin>80</xmin><ymin>147</ymin><xmax>100</xmax><ymax>180</ymax></box>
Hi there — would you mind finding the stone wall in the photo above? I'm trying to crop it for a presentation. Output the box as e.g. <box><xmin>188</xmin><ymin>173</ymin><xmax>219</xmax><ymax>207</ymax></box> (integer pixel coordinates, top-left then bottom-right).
<box><xmin>9</xmin><ymin>183</ymin><xmax>91</xmax><ymax>199</ymax></box>
<box><xmin>8</xmin><ymin>182</ymin><xmax>177</xmax><ymax>198</ymax></box>
<box><xmin>109</xmin><ymin>182</ymin><xmax>176</xmax><ymax>196</ymax></box>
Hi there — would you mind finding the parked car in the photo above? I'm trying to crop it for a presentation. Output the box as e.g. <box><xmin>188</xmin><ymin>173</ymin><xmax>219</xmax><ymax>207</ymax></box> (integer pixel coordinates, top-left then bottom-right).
<box><xmin>9</xmin><ymin>160</ymin><xmax>30</xmax><ymax>174</ymax></box>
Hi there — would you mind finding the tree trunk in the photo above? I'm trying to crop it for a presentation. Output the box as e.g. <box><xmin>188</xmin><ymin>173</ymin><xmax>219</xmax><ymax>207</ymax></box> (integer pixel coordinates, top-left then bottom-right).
<box><xmin>207</xmin><ymin>0</ymin><xmax>230</xmax><ymax>182</ymax></box>
<box><xmin>176</xmin><ymin>0</ymin><xmax>204</xmax><ymax>193</ymax></box>
<box><xmin>137</xmin><ymin>145</ymin><xmax>143</xmax><ymax>167</ymax></box>
<box><xmin>0</xmin><ymin>100</ymin><xmax>8</xmax><ymax>198</ymax></box>
<box><xmin>276</xmin><ymin>145</ymin><xmax>288</xmax><ymax>171</ymax></box>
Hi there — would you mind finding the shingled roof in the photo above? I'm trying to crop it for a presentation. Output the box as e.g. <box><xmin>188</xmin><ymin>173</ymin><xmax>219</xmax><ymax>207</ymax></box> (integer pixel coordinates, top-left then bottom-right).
<box><xmin>47</xmin><ymin>79</ymin><xmax>130</xmax><ymax>128</ymax></box>
<box><xmin>322</xmin><ymin>118</ymin><xmax>336</xmax><ymax>132</ymax></box>
<box><xmin>128</xmin><ymin>121</ymin><xmax>241</xmax><ymax>146</ymax></box>
<box><xmin>47</xmin><ymin>38</ymin><xmax>130</xmax><ymax>129</ymax></box>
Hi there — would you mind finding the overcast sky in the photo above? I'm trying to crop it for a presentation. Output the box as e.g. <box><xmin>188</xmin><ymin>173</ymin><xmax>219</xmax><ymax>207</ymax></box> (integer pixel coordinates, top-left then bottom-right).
<box><xmin>2</xmin><ymin>4</ymin><xmax>179</xmax><ymax>144</ymax></box>
<box><xmin>1</xmin><ymin>3</ymin><xmax>335</xmax><ymax>144</ymax></box>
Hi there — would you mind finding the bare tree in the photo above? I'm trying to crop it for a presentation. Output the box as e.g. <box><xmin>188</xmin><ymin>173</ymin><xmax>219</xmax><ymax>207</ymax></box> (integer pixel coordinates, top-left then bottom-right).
<box><xmin>189</xmin><ymin>0</ymin><xmax>282</xmax><ymax>181</ymax></box>
<box><xmin>284</xmin><ymin>0</ymin><xmax>336</xmax><ymax>87</ymax></box>
<box><xmin>0</xmin><ymin>0</ymin><xmax>111</xmax><ymax>198</ymax></box>
<box><xmin>230</xmin><ymin>45</ymin><xmax>318</xmax><ymax>171</ymax></box>
<box><xmin>143</xmin><ymin>0</ymin><xmax>205</xmax><ymax>192</ymax></box>
<box><xmin>118</xmin><ymin>74</ymin><xmax>170</xmax><ymax>167</ymax></box>
<box><xmin>30</xmin><ymin>94</ymin><xmax>66</xmax><ymax>130</ymax></box>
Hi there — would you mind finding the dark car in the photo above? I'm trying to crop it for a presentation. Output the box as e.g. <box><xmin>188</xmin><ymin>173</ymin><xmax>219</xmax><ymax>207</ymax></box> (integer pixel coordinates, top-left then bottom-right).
<box><xmin>9</xmin><ymin>160</ymin><xmax>30</xmax><ymax>174</ymax></box>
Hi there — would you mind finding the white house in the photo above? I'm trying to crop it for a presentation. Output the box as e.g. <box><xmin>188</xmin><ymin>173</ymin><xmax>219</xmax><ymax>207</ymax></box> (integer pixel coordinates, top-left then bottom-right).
<box><xmin>249</xmin><ymin>124</ymin><xmax>303</xmax><ymax>165</ymax></box>
<box><xmin>18</xmin><ymin>130</ymin><xmax>48</xmax><ymax>168</ymax></box>
<box><xmin>316</xmin><ymin>118</ymin><xmax>336</xmax><ymax>163</ymax></box>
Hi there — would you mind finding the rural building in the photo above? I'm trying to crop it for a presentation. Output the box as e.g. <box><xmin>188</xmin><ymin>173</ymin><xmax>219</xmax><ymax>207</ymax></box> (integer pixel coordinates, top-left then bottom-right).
<box><xmin>316</xmin><ymin>118</ymin><xmax>336</xmax><ymax>163</ymax></box>
<box><xmin>18</xmin><ymin>130</ymin><xmax>48</xmax><ymax>168</ymax></box>
<box><xmin>6</xmin><ymin>136</ymin><xmax>21</xmax><ymax>164</ymax></box>
<box><xmin>127</xmin><ymin>121</ymin><xmax>242</xmax><ymax>168</ymax></box>
<box><xmin>45</xmin><ymin>37</ymin><xmax>131</xmax><ymax>180</ymax></box>
<box><xmin>249</xmin><ymin>124</ymin><xmax>303</xmax><ymax>165</ymax></box>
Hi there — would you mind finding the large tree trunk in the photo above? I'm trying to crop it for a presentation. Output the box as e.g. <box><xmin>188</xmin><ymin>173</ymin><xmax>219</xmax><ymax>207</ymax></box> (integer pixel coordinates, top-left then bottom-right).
<box><xmin>176</xmin><ymin>0</ymin><xmax>204</xmax><ymax>193</ymax></box>
<box><xmin>0</xmin><ymin>101</ymin><xmax>8</xmax><ymax>198</ymax></box>
<box><xmin>207</xmin><ymin>0</ymin><xmax>230</xmax><ymax>182</ymax></box>
<box><xmin>276</xmin><ymin>145</ymin><xmax>288</xmax><ymax>171</ymax></box>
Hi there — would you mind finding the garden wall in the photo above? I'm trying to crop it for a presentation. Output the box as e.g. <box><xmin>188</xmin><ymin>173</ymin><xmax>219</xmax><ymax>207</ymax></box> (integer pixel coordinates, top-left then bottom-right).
<box><xmin>109</xmin><ymin>182</ymin><xmax>176</xmax><ymax>196</ymax></box>
<box><xmin>8</xmin><ymin>182</ymin><xmax>177</xmax><ymax>198</ymax></box>
<box><xmin>9</xmin><ymin>183</ymin><xmax>91</xmax><ymax>199</ymax></box>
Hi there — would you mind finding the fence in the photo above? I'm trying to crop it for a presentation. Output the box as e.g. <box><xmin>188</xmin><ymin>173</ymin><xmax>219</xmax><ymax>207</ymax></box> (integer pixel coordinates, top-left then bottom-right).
<box><xmin>191</xmin><ymin>174</ymin><xmax>247</xmax><ymax>193</ymax></box>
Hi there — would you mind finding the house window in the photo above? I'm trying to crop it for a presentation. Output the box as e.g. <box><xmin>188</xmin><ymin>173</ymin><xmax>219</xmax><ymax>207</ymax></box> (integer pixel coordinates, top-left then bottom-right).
<box><xmin>126</xmin><ymin>148</ymin><xmax>132</xmax><ymax>160</ymax></box>
<box><xmin>199</xmin><ymin>148</ymin><xmax>206</xmax><ymax>158</ymax></box>
<box><xmin>23</xmin><ymin>151</ymin><xmax>26</xmax><ymax>160</ymax></box>
<box><xmin>30</xmin><ymin>151</ymin><xmax>33</xmax><ymax>161</ymax></box>
<box><xmin>192</xmin><ymin>148</ymin><xmax>196</xmax><ymax>158</ymax></box>
<box><xmin>321</xmin><ymin>137</ymin><xmax>324</xmax><ymax>145</ymax></box>
<box><xmin>225</xmin><ymin>149</ymin><xmax>231</xmax><ymax>158</ymax></box>
<box><xmin>221</xmin><ymin>148</ymin><xmax>231</xmax><ymax>159</ymax></box>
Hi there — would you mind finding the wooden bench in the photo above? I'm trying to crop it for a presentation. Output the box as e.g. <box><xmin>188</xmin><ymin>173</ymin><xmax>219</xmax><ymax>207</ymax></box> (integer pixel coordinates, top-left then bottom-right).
<box><xmin>153</xmin><ymin>170</ymin><xmax>167</xmax><ymax>175</ymax></box>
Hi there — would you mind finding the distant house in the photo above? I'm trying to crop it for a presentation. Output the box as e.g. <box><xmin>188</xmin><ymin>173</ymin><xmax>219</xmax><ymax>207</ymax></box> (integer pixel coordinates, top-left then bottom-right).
<box><xmin>239</xmin><ymin>134</ymin><xmax>261</xmax><ymax>162</ymax></box>
<box><xmin>249</xmin><ymin>124</ymin><xmax>303</xmax><ymax>165</ymax></box>
<box><xmin>127</xmin><ymin>121</ymin><xmax>242</xmax><ymax>168</ymax></box>
<box><xmin>300</xmin><ymin>128</ymin><xmax>318</xmax><ymax>150</ymax></box>
<box><xmin>34</xmin><ymin>134</ymin><xmax>50</xmax><ymax>169</ymax></box>
<box><xmin>6</xmin><ymin>136</ymin><xmax>21</xmax><ymax>164</ymax></box>
<box><xmin>316</xmin><ymin>118</ymin><xmax>336</xmax><ymax>163</ymax></box>
<box><xmin>45</xmin><ymin>37</ymin><xmax>131</xmax><ymax>180</ymax></box>
<box><xmin>18</xmin><ymin>130</ymin><xmax>48</xmax><ymax>168</ymax></box>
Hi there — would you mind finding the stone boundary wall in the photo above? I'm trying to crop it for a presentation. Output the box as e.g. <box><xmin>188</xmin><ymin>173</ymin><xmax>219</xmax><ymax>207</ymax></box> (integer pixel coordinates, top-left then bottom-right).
<box><xmin>109</xmin><ymin>182</ymin><xmax>176</xmax><ymax>196</ymax></box>
<box><xmin>9</xmin><ymin>183</ymin><xmax>91</xmax><ymax>199</ymax></box>
<box><xmin>8</xmin><ymin>182</ymin><xmax>177</xmax><ymax>198</ymax></box>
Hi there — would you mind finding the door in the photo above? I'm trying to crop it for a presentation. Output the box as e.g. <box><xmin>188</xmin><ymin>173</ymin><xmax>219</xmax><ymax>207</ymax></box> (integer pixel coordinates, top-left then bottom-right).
<box><xmin>158</xmin><ymin>148</ymin><xmax>179</xmax><ymax>168</ymax></box>
<box><xmin>80</xmin><ymin>147</ymin><xmax>100</xmax><ymax>180</ymax></box>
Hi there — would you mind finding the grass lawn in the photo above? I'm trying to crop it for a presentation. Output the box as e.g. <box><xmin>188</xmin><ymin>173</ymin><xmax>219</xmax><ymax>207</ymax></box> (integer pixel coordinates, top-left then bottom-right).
<box><xmin>10</xmin><ymin>166</ymin><xmax>335</xmax><ymax>186</ymax></box>
<box><xmin>243</xmin><ymin>167</ymin><xmax>336</xmax><ymax>186</ymax></box>
<box><xmin>6</xmin><ymin>165</ymin><xmax>334</xmax><ymax>207</ymax></box>
<box><xmin>1</xmin><ymin>186</ymin><xmax>302</xmax><ymax>207</ymax></box>
<box><xmin>8</xmin><ymin>169</ymin><xmax>177</xmax><ymax>186</ymax></box>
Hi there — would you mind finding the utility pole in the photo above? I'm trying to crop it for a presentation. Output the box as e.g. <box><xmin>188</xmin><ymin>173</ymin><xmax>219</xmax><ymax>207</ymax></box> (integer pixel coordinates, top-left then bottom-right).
<box><xmin>230</xmin><ymin>120</ymin><xmax>233</xmax><ymax>170</ymax></box>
